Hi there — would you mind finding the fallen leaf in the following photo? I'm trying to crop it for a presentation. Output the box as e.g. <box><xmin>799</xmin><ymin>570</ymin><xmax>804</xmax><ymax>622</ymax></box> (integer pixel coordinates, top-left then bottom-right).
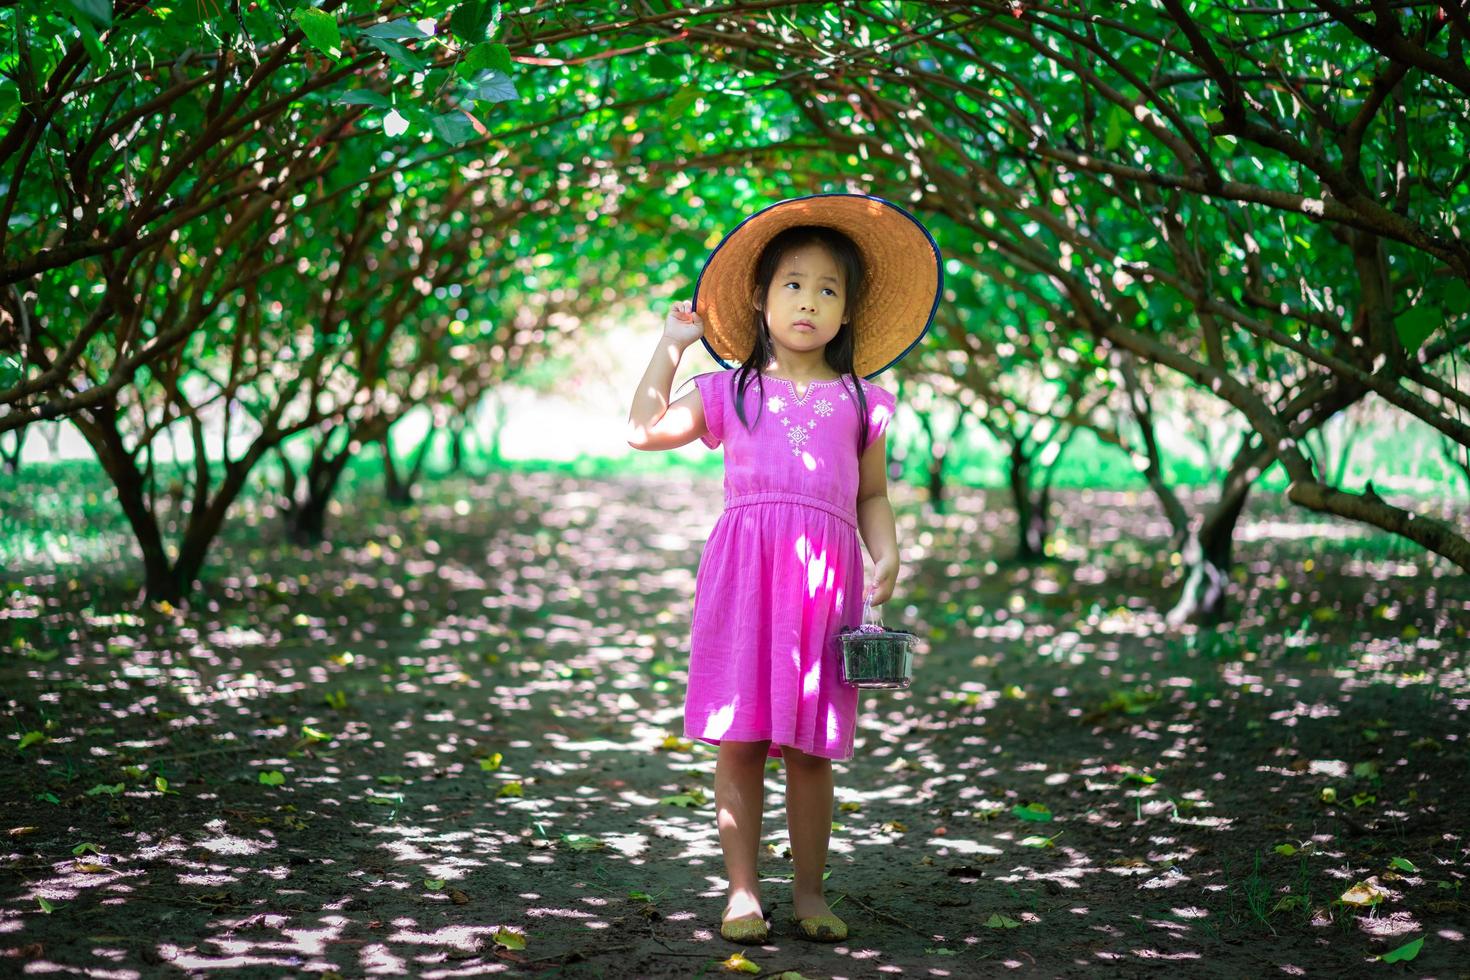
<box><xmin>492</xmin><ymin>927</ymin><xmax>525</xmax><ymax>949</ymax></box>
<box><xmin>984</xmin><ymin>913</ymin><xmax>1022</xmax><ymax>928</ymax></box>
<box><xmin>1272</xmin><ymin>894</ymin><xmax>1308</xmax><ymax>914</ymax></box>
<box><xmin>1379</xmin><ymin>936</ymin><xmax>1423</xmax><ymax>963</ymax></box>
<box><xmin>1012</xmin><ymin>803</ymin><xmax>1053</xmax><ymax>822</ymax></box>
<box><xmin>722</xmin><ymin>950</ymin><xmax>760</xmax><ymax>973</ymax></box>
<box><xmin>1339</xmin><ymin>882</ymin><xmax>1385</xmax><ymax>907</ymax></box>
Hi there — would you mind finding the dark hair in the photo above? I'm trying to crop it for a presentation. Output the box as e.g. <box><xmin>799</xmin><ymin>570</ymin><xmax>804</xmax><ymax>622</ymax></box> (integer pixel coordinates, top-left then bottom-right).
<box><xmin>729</xmin><ymin>226</ymin><xmax>872</xmax><ymax>456</ymax></box>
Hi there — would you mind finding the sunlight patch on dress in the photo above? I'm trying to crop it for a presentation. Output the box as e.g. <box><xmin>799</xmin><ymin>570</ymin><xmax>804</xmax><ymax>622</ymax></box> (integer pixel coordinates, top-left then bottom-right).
<box><xmin>703</xmin><ymin>701</ymin><xmax>736</xmax><ymax>738</ymax></box>
<box><xmin>794</xmin><ymin>534</ymin><xmax>835</xmax><ymax>598</ymax></box>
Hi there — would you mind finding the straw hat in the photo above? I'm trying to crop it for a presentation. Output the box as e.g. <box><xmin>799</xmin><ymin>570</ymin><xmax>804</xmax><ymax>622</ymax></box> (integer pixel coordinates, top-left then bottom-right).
<box><xmin>692</xmin><ymin>193</ymin><xmax>943</xmax><ymax>380</ymax></box>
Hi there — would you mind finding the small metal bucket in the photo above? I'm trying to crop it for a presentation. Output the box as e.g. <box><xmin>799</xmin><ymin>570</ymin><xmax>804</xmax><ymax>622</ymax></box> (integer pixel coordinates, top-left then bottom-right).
<box><xmin>837</xmin><ymin>593</ymin><xmax>919</xmax><ymax>690</ymax></box>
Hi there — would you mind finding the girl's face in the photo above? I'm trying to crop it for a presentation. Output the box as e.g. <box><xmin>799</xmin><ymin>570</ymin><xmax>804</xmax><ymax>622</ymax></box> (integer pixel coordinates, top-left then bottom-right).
<box><xmin>760</xmin><ymin>244</ymin><xmax>847</xmax><ymax>358</ymax></box>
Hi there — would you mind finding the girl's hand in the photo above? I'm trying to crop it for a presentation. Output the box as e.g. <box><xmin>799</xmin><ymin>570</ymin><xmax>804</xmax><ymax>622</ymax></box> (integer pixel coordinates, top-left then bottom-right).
<box><xmin>867</xmin><ymin>554</ymin><xmax>899</xmax><ymax>607</ymax></box>
<box><xmin>663</xmin><ymin>300</ymin><xmax>705</xmax><ymax>348</ymax></box>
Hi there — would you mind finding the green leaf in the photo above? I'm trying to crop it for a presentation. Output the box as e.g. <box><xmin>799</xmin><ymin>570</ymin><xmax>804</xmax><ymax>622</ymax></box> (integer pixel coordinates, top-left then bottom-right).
<box><xmin>37</xmin><ymin>896</ymin><xmax>55</xmax><ymax>914</ymax></box>
<box><xmin>259</xmin><ymin>770</ymin><xmax>286</xmax><ymax>786</ymax></box>
<box><xmin>336</xmin><ymin>90</ymin><xmax>393</xmax><ymax>107</ymax></box>
<box><xmin>369</xmin><ymin>37</ymin><xmax>428</xmax><ymax>72</ymax></box>
<box><xmin>1011</xmin><ymin>802</ymin><xmax>1053</xmax><ymax>822</ymax></box>
<box><xmin>469</xmin><ymin>69</ymin><xmax>518</xmax><ymax>104</ymax></box>
<box><xmin>659</xmin><ymin>793</ymin><xmax>703</xmax><ymax>807</ymax></box>
<box><xmin>292</xmin><ymin>7</ymin><xmax>342</xmax><ymax>60</ymax></box>
<box><xmin>451</xmin><ymin>1</ymin><xmax>501</xmax><ymax>43</ymax></box>
<box><xmin>424</xmin><ymin>878</ymin><xmax>446</xmax><ymax>890</ymax></box>
<box><xmin>465</xmin><ymin>42</ymin><xmax>513</xmax><ymax>75</ymax></box>
<box><xmin>71</xmin><ymin>842</ymin><xmax>103</xmax><ymax>856</ymax></box>
<box><xmin>1271</xmin><ymin>894</ymin><xmax>1308</xmax><ymax>914</ymax></box>
<box><xmin>558</xmin><ymin>834</ymin><xmax>605</xmax><ymax>851</ymax></box>
<box><xmin>668</xmin><ymin>85</ymin><xmax>700</xmax><ymax>118</ymax></box>
<box><xmin>1444</xmin><ymin>279</ymin><xmax>1470</xmax><ymax>315</ymax></box>
<box><xmin>68</xmin><ymin>14</ymin><xmax>109</xmax><ymax>66</ymax></box>
<box><xmin>1273</xmin><ymin>843</ymin><xmax>1297</xmax><ymax>856</ymax></box>
<box><xmin>86</xmin><ymin>783</ymin><xmax>124</xmax><ymax>796</ymax></box>
<box><xmin>1379</xmin><ymin>936</ymin><xmax>1423</xmax><ymax>963</ymax></box>
<box><xmin>1389</xmin><ymin>857</ymin><xmax>1418</xmax><ymax>873</ymax></box>
<box><xmin>429</xmin><ymin>111</ymin><xmax>478</xmax><ymax>146</ymax></box>
<box><xmin>361</xmin><ymin>19</ymin><xmax>430</xmax><ymax>40</ymax></box>
<box><xmin>646</xmin><ymin>53</ymin><xmax>682</xmax><ymax>80</ymax></box>
<box><xmin>1395</xmin><ymin>305</ymin><xmax>1438</xmax><ymax>353</ymax></box>
<box><xmin>1103</xmin><ymin>104</ymin><xmax>1128</xmax><ymax>152</ymax></box>
<box><xmin>62</xmin><ymin>0</ymin><xmax>111</xmax><ymax>28</ymax></box>
<box><xmin>984</xmin><ymin>913</ymin><xmax>1022</xmax><ymax>928</ymax></box>
<box><xmin>18</xmin><ymin>730</ymin><xmax>46</xmax><ymax>750</ymax></box>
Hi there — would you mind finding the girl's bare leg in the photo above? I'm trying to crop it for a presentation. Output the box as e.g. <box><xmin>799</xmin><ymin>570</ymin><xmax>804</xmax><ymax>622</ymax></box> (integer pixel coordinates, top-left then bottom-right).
<box><xmin>781</xmin><ymin>744</ymin><xmax>836</xmax><ymax>920</ymax></box>
<box><xmin>715</xmin><ymin>739</ymin><xmax>771</xmax><ymax>921</ymax></box>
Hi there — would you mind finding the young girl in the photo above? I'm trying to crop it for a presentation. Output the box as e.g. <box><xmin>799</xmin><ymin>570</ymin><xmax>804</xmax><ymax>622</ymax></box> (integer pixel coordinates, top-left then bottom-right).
<box><xmin>626</xmin><ymin>194</ymin><xmax>942</xmax><ymax>945</ymax></box>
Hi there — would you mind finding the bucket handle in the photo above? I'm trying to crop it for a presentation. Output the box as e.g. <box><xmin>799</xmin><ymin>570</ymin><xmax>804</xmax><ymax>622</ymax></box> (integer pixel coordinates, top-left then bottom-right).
<box><xmin>860</xmin><ymin>586</ymin><xmax>883</xmax><ymax>628</ymax></box>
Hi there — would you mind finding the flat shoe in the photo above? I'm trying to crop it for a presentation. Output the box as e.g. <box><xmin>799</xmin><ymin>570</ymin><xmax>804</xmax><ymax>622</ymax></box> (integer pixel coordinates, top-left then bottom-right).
<box><xmin>791</xmin><ymin>912</ymin><xmax>848</xmax><ymax>942</ymax></box>
<box><xmin>720</xmin><ymin>913</ymin><xmax>769</xmax><ymax>944</ymax></box>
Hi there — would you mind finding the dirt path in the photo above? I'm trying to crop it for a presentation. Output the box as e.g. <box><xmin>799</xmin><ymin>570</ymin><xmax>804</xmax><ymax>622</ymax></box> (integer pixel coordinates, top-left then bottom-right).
<box><xmin>3</xmin><ymin>469</ymin><xmax>1467</xmax><ymax>977</ymax></box>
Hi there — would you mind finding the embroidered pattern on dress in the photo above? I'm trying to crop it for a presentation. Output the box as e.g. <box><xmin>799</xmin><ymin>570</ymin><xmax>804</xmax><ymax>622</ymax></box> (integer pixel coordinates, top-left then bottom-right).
<box><xmin>813</xmin><ymin>398</ymin><xmax>834</xmax><ymax>417</ymax></box>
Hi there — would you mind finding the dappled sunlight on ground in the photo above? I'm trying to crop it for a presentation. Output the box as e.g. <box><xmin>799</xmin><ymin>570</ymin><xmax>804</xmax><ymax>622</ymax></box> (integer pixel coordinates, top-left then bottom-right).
<box><xmin>1</xmin><ymin>471</ymin><xmax>1466</xmax><ymax>975</ymax></box>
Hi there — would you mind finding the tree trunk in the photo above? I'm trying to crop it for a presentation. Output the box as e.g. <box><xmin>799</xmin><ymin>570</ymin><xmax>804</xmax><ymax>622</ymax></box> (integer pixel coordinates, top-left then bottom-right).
<box><xmin>71</xmin><ymin>403</ymin><xmax>175</xmax><ymax>601</ymax></box>
<box><xmin>1007</xmin><ymin>441</ymin><xmax>1050</xmax><ymax>561</ymax></box>
<box><xmin>381</xmin><ymin>436</ymin><xmax>411</xmax><ymax>505</ymax></box>
<box><xmin>40</xmin><ymin>422</ymin><xmax>62</xmax><ymax>460</ymax></box>
<box><xmin>448</xmin><ymin>415</ymin><xmax>466</xmax><ymax>474</ymax></box>
<box><xmin>1166</xmin><ymin>484</ymin><xmax>1250</xmax><ymax>626</ymax></box>
<box><xmin>927</xmin><ymin>449</ymin><xmax>946</xmax><ymax>514</ymax></box>
<box><xmin>0</xmin><ymin>424</ymin><xmax>25</xmax><ymax>473</ymax></box>
<box><xmin>381</xmin><ymin>422</ymin><xmax>435</xmax><ymax>506</ymax></box>
<box><xmin>280</xmin><ymin>442</ymin><xmax>354</xmax><ymax>545</ymax></box>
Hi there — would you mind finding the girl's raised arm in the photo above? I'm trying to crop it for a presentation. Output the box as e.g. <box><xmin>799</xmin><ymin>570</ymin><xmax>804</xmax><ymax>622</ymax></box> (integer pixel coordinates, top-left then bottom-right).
<box><xmin>626</xmin><ymin>301</ymin><xmax>711</xmax><ymax>452</ymax></box>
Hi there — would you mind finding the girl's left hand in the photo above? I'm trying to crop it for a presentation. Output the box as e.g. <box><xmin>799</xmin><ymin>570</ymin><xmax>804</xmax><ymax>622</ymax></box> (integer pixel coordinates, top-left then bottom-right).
<box><xmin>867</xmin><ymin>554</ymin><xmax>899</xmax><ymax>607</ymax></box>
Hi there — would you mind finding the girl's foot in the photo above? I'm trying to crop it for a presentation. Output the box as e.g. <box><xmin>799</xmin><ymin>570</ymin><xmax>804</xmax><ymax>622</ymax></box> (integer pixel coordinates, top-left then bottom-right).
<box><xmin>721</xmin><ymin>892</ymin><xmax>768</xmax><ymax>944</ymax></box>
<box><xmin>790</xmin><ymin>895</ymin><xmax>847</xmax><ymax>942</ymax></box>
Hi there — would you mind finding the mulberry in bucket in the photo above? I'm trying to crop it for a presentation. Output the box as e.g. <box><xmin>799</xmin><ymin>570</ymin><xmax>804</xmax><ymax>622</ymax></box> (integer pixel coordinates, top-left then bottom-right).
<box><xmin>837</xmin><ymin>593</ymin><xmax>919</xmax><ymax>689</ymax></box>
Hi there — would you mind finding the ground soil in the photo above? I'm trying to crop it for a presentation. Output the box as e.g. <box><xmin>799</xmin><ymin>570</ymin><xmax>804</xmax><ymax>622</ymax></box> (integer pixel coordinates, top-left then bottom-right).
<box><xmin>2</xmin><ymin>468</ymin><xmax>1467</xmax><ymax>978</ymax></box>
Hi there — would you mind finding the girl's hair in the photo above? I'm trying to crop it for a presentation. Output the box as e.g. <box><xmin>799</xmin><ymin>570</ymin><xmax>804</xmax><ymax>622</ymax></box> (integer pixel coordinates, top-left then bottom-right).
<box><xmin>729</xmin><ymin>226</ymin><xmax>873</xmax><ymax>456</ymax></box>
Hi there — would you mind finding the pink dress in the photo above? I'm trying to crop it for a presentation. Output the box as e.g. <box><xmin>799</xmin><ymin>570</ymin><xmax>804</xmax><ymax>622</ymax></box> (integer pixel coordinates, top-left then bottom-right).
<box><xmin>685</xmin><ymin>368</ymin><xmax>898</xmax><ymax>761</ymax></box>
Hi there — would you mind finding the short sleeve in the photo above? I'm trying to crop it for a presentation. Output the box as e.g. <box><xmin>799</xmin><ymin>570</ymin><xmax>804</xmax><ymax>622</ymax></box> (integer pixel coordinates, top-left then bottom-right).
<box><xmin>861</xmin><ymin>382</ymin><xmax>897</xmax><ymax>448</ymax></box>
<box><xmin>691</xmin><ymin>371</ymin><xmax>725</xmax><ymax>449</ymax></box>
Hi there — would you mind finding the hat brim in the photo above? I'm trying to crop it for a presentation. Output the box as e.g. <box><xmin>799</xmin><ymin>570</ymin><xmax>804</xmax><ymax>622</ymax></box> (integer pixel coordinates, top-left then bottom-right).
<box><xmin>692</xmin><ymin>193</ymin><xmax>942</xmax><ymax>380</ymax></box>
